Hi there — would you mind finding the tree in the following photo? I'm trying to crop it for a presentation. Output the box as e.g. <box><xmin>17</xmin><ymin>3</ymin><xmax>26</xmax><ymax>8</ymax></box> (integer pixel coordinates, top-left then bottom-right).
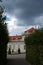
<box><xmin>0</xmin><ymin>5</ymin><xmax>9</xmax><ymax>65</ymax></box>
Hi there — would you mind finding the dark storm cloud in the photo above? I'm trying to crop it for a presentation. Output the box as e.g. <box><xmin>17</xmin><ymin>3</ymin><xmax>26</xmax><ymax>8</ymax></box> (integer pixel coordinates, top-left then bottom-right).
<box><xmin>2</xmin><ymin>0</ymin><xmax>43</xmax><ymax>26</ymax></box>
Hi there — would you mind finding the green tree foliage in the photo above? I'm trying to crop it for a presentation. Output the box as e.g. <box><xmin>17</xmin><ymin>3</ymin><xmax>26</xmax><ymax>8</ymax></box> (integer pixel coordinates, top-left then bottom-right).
<box><xmin>0</xmin><ymin>6</ymin><xmax>9</xmax><ymax>65</ymax></box>
<box><xmin>25</xmin><ymin>30</ymin><xmax>43</xmax><ymax>65</ymax></box>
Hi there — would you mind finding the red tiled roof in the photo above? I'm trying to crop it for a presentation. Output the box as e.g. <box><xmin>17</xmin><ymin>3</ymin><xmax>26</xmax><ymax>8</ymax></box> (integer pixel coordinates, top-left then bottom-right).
<box><xmin>24</xmin><ymin>27</ymin><xmax>36</xmax><ymax>33</ymax></box>
<box><xmin>9</xmin><ymin>35</ymin><xmax>22</xmax><ymax>40</ymax></box>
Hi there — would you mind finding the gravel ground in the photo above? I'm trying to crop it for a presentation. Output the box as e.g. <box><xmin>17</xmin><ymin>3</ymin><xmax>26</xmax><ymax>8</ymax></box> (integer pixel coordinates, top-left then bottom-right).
<box><xmin>7</xmin><ymin>54</ymin><xmax>26</xmax><ymax>59</ymax></box>
<box><xmin>7</xmin><ymin>54</ymin><xmax>31</xmax><ymax>65</ymax></box>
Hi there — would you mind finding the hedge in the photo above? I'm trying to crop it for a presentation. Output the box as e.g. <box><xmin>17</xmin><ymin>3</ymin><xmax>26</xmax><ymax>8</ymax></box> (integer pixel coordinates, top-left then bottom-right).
<box><xmin>25</xmin><ymin>30</ymin><xmax>43</xmax><ymax>65</ymax></box>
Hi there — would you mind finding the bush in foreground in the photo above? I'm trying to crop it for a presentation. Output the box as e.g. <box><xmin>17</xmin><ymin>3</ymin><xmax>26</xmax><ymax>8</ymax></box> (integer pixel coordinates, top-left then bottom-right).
<box><xmin>25</xmin><ymin>30</ymin><xmax>43</xmax><ymax>65</ymax></box>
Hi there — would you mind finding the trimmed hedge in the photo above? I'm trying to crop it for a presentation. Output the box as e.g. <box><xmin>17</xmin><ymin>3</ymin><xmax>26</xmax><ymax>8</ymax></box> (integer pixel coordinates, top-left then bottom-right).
<box><xmin>25</xmin><ymin>30</ymin><xmax>43</xmax><ymax>65</ymax></box>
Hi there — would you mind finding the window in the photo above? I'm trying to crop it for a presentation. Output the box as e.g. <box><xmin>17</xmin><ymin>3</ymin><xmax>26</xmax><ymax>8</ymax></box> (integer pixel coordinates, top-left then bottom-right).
<box><xmin>9</xmin><ymin>45</ymin><xmax>11</xmax><ymax>49</ymax></box>
<box><xmin>13</xmin><ymin>44</ymin><xmax>15</xmax><ymax>49</ymax></box>
<box><xmin>18</xmin><ymin>44</ymin><xmax>20</xmax><ymax>48</ymax></box>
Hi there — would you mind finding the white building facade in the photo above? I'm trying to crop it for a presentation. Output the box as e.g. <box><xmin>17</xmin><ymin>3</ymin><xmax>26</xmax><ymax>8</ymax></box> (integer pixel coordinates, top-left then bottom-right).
<box><xmin>7</xmin><ymin>27</ymin><xmax>36</xmax><ymax>54</ymax></box>
<box><xmin>7</xmin><ymin>36</ymin><xmax>26</xmax><ymax>54</ymax></box>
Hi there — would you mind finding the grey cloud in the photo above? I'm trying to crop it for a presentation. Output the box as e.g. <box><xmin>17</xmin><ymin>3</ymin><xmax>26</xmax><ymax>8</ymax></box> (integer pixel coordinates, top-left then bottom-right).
<box><xmin>2</xmin><ymin>0</ymin><xmax>43</xmax><ymax>26</ymax></box>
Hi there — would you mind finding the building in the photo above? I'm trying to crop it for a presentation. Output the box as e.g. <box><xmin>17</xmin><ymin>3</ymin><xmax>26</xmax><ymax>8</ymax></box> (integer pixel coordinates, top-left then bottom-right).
<box><xmin>24</xmin><ymin>27</ymin><xmax>36</xmax><ymax>35</ymax></box>
<box><xmin>7</xmin><ymin>27</ymin><xmax>36</xmax><ymax>54</ymax></box>
<box><xmin>7</xmin><ymin>35</ymin><xmax>26</xmax><ymax>54</ymax></box>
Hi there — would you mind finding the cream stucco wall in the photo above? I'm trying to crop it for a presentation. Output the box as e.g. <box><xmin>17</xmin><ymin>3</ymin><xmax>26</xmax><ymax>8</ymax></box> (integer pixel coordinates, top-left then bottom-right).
<box><xmin>7</xmin><ymin>41</ymin><xmax>26</xmax><ymax>54</ymax></box>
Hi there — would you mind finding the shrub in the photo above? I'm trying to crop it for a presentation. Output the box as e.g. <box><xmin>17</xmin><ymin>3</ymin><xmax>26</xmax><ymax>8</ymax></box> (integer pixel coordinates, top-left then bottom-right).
<box><xmin>18</xmin><ymin>48</ymin><xmax>21</xmax><ymax>54</ymax></box>
<box><xmin>25</xmin><ymin>30</ymin><xmax>43</xmax><ymax>65</ymax></box>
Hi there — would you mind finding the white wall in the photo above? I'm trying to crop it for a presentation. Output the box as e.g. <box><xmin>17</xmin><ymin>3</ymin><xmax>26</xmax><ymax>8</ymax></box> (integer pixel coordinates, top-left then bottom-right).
<box><xmin>7</xmin><ymin>41</ymin><xmax>26</xmax><ymax>53</ymax></box>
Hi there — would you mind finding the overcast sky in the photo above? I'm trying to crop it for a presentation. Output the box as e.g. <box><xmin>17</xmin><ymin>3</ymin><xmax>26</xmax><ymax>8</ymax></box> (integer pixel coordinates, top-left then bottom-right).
<box><xmin>0</xmin><ymin>0</ymin><xmax>43</xmax><ymax>36</ymax></box>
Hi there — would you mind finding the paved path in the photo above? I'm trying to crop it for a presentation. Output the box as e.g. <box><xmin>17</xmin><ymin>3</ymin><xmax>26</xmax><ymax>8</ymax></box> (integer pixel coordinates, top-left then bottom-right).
<box><xmin>7</xmin><ymin>54</ymin><xmax>26</xmax><ymax>59</ymax></box>
<box><xmin>7</xmin><ymin>54</ymin><xmax>31</xmax><ymax>65</ymax></box>
<box><xmin>7</xmin><ymin>59</ymin><xmax>31</xmax><ymax>65</ymax></box>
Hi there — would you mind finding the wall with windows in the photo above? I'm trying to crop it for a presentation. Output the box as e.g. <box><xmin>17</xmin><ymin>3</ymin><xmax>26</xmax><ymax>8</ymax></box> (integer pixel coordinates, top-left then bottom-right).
<box><xmin>7</xmin><ymin>41</ymin><xmax>26</xmax><ymax>54</ymax></box>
